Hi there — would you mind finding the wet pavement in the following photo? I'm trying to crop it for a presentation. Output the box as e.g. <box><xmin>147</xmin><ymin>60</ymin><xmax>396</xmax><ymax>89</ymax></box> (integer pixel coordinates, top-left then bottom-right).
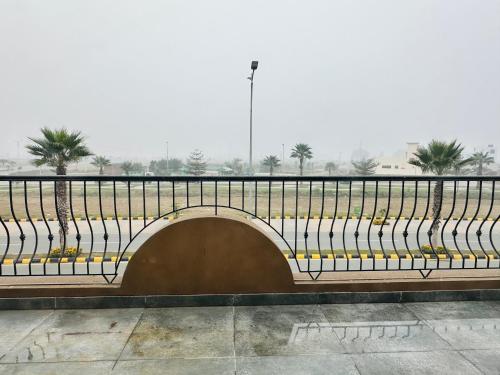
<box><xmin>0</xmin><ymin>301</ymin><xmax>499</xmax><ymax>374</ymax></box>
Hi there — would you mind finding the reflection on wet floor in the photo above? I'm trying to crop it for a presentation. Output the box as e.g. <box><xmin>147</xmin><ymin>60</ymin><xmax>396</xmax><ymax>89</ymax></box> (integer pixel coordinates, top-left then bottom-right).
<box><xmin>0</xmin><ymin>301</ymin><xmax>498</xmax><ymax>374</ymax></box>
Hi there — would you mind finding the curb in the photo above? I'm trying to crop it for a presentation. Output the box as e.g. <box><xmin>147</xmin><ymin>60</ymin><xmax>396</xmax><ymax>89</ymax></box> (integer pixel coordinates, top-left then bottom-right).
<box><xmin>0</xmin><ymin>289</ymin><xmax>498</xmax><ymax>310</ymax></box>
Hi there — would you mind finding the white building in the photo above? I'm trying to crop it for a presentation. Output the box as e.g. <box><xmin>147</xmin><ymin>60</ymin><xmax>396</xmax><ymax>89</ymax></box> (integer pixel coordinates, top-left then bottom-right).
<box><xmin>375</xmin><ymin>142</ymin><xmax>422</xmax><ymax>175</ymax></box>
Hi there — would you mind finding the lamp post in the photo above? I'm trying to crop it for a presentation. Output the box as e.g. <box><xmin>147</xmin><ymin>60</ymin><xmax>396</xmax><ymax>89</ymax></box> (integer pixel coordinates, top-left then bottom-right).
<box><xmin>248</xmin><ymin>60</ymin><xmax>258</xmax><ymax>174</ymax></box>
<box><xmin>166</xmin><ymin>141</ymin><xmax>169</xmax><ymax>175</ymax></box>
<box><xmin>282</xmin><ymin>143</ymin><xmax>285</xmax><ymax>173</ymax></box>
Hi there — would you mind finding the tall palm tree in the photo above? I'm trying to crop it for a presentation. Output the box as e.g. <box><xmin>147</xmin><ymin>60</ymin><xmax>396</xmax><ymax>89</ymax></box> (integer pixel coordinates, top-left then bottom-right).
<box><xmin>91</xmin><ymin>155</ymin><xmax>110</xmax><ymax>175</ymax></box>
<box><xmin>471</xmin><ymin>151</ymin><xmax>494</xmax><ymax>176</ymax></box>
<box><xmin>262</xmin><ymin>155</ymin><xmax>280</xmax><ymax>176</ymax></box>
<box><xmin>351</xmin><ymin>158</ymin><xmax>378</xmax><ymax>175</ymax></box>
<box><xmin>26</xmin><ymin>128</ymin><xmax>92</xmax><ymax>249</ymax></box>
<box><xmin>325</xmin><ymin>162</ymin><xmax>337</xmax><ymax>176</ymax></box>
<box><xmin>409</xmin><ymin>140</ymin><xmax>472</xmax><ymax>246</ymax></box>
<box><xmin>290</xmin><ymin>143</ymin><xmax>313</xmax><ymax>176</ymax></box>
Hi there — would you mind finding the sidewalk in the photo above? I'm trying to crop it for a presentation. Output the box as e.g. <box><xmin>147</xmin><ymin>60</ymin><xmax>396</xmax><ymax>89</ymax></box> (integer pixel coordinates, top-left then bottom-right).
<box><xmin>0</xmin><ymin>301</ymin><xmax>499</xmax><ymax>374</ymax></box>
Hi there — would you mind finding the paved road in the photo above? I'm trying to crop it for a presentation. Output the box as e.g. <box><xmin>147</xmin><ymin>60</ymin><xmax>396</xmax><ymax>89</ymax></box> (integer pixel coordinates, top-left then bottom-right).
<box><xmin>0</xmin><ymin>301</ymin><xmax>499</xmax><ymax>374</ymax></box>
<box><xmin>0</xmin><ymin>218</ymin><xmax>499</xmax><ymax>256</ymax></box>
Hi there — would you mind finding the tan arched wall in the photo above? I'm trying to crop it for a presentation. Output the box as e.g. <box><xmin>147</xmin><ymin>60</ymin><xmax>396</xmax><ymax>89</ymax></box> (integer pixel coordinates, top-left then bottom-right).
<box><xmin>121</xmin><ymin>215</ymin><xmax>295</xmax><ymax>294</ymax></box>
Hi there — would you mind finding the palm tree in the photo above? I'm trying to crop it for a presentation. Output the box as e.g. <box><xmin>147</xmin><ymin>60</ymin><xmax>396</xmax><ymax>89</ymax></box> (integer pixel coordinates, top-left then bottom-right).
<box><xmin>351</xmin><ymin>158</ymin><xmax>378</xmax><ymax>175</ymax></box>
<box><xmin>26</xmin><ymin>128</ymin><xmax>92</xmax><ymax>249</ymax></box>
<box><xmin>409</xmin><ymin>140</ymin><xmax>472</xmax><ymax>246</ymax></box>
<box><xmin>471</xmin><ymin>151</ymin><xmax>494</xmax><ymax>176</ymax></box>
<box><xmin>290</xmin><ymin>143</ymin><xmax>313</xmax><ymax>176</ymax></box>
<box><xmin>91</xmin><ymin>155</ymin><xmax>110</xmax><ymax>175</ymax></box>
<box><xmin>262</xmin><ymin>155</ymin><xmax>280</xmax><ymax>176</ymax></box>
<box><xmin>325</xmin><ymin>162</ymin><xmax>337</xmax><ymax>176</ymax></box>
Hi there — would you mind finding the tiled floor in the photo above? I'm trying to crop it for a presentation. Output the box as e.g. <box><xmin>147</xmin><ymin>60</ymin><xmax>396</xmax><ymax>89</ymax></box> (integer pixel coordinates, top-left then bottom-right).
<box><xmin>0</xmin><ymin>301</ymin><xmax>499</xmax><ymax>374</ymax></box>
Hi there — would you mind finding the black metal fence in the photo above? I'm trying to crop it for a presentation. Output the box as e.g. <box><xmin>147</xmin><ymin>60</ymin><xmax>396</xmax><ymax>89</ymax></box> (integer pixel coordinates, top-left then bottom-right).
<box><xmin>0</xmin><ymin>175</ymin><xmax>498</xmax><ymax>282</ymax></box>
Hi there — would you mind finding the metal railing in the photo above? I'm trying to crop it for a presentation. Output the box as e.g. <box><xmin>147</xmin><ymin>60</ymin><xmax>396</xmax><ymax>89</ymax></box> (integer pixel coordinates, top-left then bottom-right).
<box><xmin>0</xmin><ymin>175</ymin><xmax>498</xmax><ymax>282</ymax></box>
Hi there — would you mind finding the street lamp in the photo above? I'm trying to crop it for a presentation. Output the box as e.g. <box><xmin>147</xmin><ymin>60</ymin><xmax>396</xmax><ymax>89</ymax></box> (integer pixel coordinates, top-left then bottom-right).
<box><xmin>248</xmin><ymin>60</ymin><xmax>258</xmax><ymax>174</ymax></box>
<box><xmin>166</xmin><ymin>141</ymin><xmax>169</xmax><ymax>175</ymax></box>
<box><xmin>282</xmin><ymin>143</ymin><xmax>285</xmax><ymax>172</ymax></box>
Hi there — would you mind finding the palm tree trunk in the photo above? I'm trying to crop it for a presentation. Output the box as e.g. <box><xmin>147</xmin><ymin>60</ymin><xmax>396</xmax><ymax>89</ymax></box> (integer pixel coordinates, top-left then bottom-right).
<box><xmin>56</xmin><ymin>165</ymin><xmax>68</xmax><ymax>250</ymax></box>
<box><xmin>299</xmin><ymin>159</ymin><xmax>304</xmax><ymax>176</ymax></box>
<box><xmin>270</xmin><ymin>165</ymin><xmax>273</xmax><ymax>176</ymax></box>
<box><xmin>431</xmin><ymin>180</ymin><xmax>443</xmax><ymax>247</ymax></box>
<box><xmin>99</xmin><ymin>165</ymin><xmax>104</xmax><ymax>175</ymax></box>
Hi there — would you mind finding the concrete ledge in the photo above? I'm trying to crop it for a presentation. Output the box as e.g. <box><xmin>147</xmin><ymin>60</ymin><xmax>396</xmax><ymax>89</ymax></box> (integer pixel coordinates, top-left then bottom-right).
<box><xmin>0</xmin><ymin>289</ymin><xmax>499</xmax><ymax>310</ymax></box>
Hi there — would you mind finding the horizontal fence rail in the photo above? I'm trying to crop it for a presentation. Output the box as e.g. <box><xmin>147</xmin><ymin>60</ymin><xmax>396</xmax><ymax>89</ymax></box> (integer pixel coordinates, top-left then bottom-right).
<box><xmin>0</xmin><ymin>175</ymin><xmax>498</xmax><ymax>282</ymax></box>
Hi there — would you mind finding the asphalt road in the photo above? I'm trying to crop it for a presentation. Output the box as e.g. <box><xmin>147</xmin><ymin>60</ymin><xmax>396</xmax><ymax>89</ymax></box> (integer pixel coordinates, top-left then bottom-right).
<box><xmin>0</xmin><ymin>218</ymin><xmax>498</xmax><ymax>257</ymax></box>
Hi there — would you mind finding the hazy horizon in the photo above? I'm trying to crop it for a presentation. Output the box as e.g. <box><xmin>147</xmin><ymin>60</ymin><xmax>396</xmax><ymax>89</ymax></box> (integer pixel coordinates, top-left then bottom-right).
<box><xmin>1</xmin><ymin>0</ymin><xmax>499</xmax><ymax>162</ymax></box>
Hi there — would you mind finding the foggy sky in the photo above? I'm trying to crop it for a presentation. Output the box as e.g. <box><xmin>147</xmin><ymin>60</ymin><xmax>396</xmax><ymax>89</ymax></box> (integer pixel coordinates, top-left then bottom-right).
<box><xmin>1</xmin><ymin>0</ymin><xmax>499</xmax><ymax>163</ymax></box>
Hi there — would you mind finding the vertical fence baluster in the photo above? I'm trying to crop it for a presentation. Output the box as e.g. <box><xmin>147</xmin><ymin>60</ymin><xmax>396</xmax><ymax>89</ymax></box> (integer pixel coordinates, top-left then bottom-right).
<box><xmin>342</xmin><ymin>181</ymin><xmax>352</xmax><ymax>268</ymax></box>
<box><xmin>113</xmin><ymin>181</ymin><xmax>122</xmax><ymax>276</ymax></box>
<box><xmin>9</xmin><ymin>181</ymin><xmax>24</xmax><ymax>276</ymax></box>
<box><xmin>453</xmin><ymin>180</ymin><xmax>469</xmax><ymax>269</ymax></box>
<box><xmin>294</xmin><ymin>181</ymin><xmax>298</xmax><ymax>256</ymax></box>
<box><xmin>254</xmin><ymin>180</ymin><xmax>258</xmax><ymax>217</ymax></box>
<box><xmin>172</xmin><ymin>180</ymin><xmax>176</xmax><ymax>213</ymax></box>
<box><xmin>441</xmin><ymin>181</ymin><xmax>457</xmax><ymax>268</ymax></box>
<box><xmin>157</xmin><ymin>180</ymin><xmax>161</xmax><ymax>219</ymax></box>
<box><xmin>392</xmin><ymin>180</ymin><xmax>404</xmax><ymax>269</ymax></box>
<box><xmin>201</xmin><ymin>180</ymin><xmax>204</xmax><ymax>206</ymax></box>
<box><xmin>24</xmin><ymin>181</ymin><xmax>37</xmax><ymax>275</ymax></box>
<box><xmin>466</xmin><ymin>180</ymin><xmax>484</xmax><ymax>267</ymax></box>
<box><xmin>367</xmin><ymin>181</ymin><xmax>378</xmax><ymax>269</ymax></box>
<box><xmin>98</xmin><ymin>181</ymin><xmax>108</xmax><ymax>276</ymax></box>
<box><xmin>242</xmin><ymin>181</ymin><xmax>245</xmax><ymax>211</ymax></box>
<box><xmin>489</xmin><ymin>213</ymin><xmax>499</xmax><ymax>257</ymax></box>
<box><xmin>84</xmin><ymin>181</ymin><xmax>94</xmax><ymax>274</ymax></box>
<box><xmin>355</xmin><ymin>181</ymin><xmax>366</xmax><ymax>269</ymax></box>
<box><xmin>142</xmin><ymin>180</ymin><xmax>146</xmax><ymax>227</ymax></box>
<box><xmin>404</xmin><ymin>181</ymin><xmax>418</xmax><ymax>269</ymax></box>
<box><xmin>127</xmin><ymin>181</ymin><xmax>132</xmax><ymax>243</ymax></box>
<box><xmin>69</xmin><ymin>181</ymin><xmax>80</xmax><ymax>275</ymax></box>
<box><xmin>39</xmin><ymin>181</ymin><xmax>52</xmax><ymax>275</ymax></box>
<box><xmin>304</xmin><ymin>181</ymin><xmax>312</xmax><ymax>277</ymax></box>
<box><xmin>379</xmin><ymin>181</ymin><xmax>391</xmax><ymax>269</ymax></box>
<box><xmin>416</xmin><ymin>181</ymin><xmax>431</xmax><ymax>270</ymax></box>
<box><xmin>0</xmin><ymin>209</ymin><xmax>9</xmax><ymax>270</ymax></box>
<box><xmin>329</xmin><ymin>181</ymin><xmax>339</xmax><ymax>270</ymax></box>
<box><xmin>268</xmin><ymin>180</ymin><xmax>271</xmax><ymax>225</ymax></box>
<box><xmin>478</xmin><ymin>181</ymin><xmax>495</xmax><ymax>267</ymax></box>
<box><xmin>215</xmin><ymin>180</ymin><xmax>218</xmax><ymax>215</ymax></box>
<box><xmin>317</xmin><ymin>180</ymin><xmax>325</xmax><ymax>274</ymax></box>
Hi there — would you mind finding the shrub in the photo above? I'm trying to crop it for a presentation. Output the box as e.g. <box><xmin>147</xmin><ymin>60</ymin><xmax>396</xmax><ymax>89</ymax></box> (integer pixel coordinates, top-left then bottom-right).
<box><xmin>49</xmin><ymin>247</ymin><xmax>81</xmax><ymax>258</ymax></box>
<box><xmin>420</xmin><ymin>244</ymin><xmax>446</xmax><ymax>254</ymax></box>
<box><xmin>65</xmin><ymin>247</ymin><xmax>80</xmax><ymax>257</ymax></box>
<box><xmin>49</xmin><ymin>247</ymin><xmax>62</xmax><ymax>258</ymax></box>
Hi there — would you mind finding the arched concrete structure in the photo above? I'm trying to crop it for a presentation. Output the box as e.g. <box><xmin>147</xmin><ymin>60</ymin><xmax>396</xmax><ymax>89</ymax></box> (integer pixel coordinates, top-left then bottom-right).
<box><xmin>121</xmin><ymin>215</ymin><xmax>295</xmax><ymax>294</ymax></box>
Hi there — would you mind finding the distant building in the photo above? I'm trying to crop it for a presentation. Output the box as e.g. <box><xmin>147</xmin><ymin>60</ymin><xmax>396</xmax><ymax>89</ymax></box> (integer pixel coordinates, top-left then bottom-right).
<box><xmin>375</xmin><ymin>142</ymin><xmax>421</xmax><ymax>175</ymax></box>
<box><xmin>486</xmin><ymin>144</ymin><xmax>496</xmax><ymax>162</ymax></box>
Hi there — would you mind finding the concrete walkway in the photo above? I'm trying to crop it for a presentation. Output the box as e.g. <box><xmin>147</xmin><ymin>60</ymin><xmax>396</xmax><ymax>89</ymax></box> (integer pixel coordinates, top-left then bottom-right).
<box><xmin>0</xmin><ymin>301</ymin><xmax>499</xmax><ymax>374</ymax></box>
